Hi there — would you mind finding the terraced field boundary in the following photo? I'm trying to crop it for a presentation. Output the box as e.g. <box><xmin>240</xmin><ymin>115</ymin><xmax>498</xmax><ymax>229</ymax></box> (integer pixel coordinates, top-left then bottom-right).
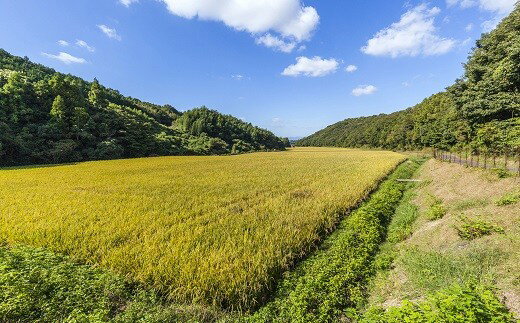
<box><xmin>244</xmin><ymin>158</ymin><xmax>425</xmax><ymax>322</ymax></box>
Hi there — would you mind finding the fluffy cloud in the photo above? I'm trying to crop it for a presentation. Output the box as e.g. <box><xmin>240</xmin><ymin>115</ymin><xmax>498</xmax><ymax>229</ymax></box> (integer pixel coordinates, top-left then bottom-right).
<box><xmin>119</xmin><ymin>0</ymin><xmax>138</xmax><ymax>7</ymax></box>
<box><xmin>352</xmin><ymin>85</ymin><xmax>377</xmax><ymax>96</ymax></box>
<box><xmin>57</xmin><ymin>40</ymin><xmax>69</xmax><ymax>47</ymax></box>
<box><xmin>76</xmin><ymin>40</ymin><xmax>95</xmax><ymax>52</ymax></box>
<box><xmin>362</xmin><ymin>4</ymin><xmax>455</xmax><ymax>57</ymax></box>
<box><xmin>282</xmin><ymin>56</ymin><xmax>339</xmax><ymax>77</ymax></box>
<box><xmin>154</xmin><ymin>0</ymin><xmax>319</xmax><ymax>52</ymax></box>
<box><xmin>448</xmin><ymin>0</ymin><xmax>517</xmax><ymax>14</ymax></box>
<box><xmin>345</xmin><ymin>65</ymin><xmax>358</xmax><ymax>73</ymax></box>
<box><xmin>98</xmin><ymin>25</ymin><xmax>122</xmax><ymax>41</ymax></box>
<box><xmin>448</xmin><ymin>0</ymin><xmax>517</xmax><ymax>31</ymax></box>
<box><xmin>42</xmin><ymin>52</ymin><xmax>86</xmax><ymax>64</ymax></box>
<box><xmin>256</xmin><ymin>34</ymin><xmax>296</xmax><ymax>53</ymax></box>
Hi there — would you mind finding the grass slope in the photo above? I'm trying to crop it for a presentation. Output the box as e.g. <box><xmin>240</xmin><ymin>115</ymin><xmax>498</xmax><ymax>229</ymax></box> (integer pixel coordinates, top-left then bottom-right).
<box><xmin>364</xmin><ymin>159</ymin><xmax>519</xmax><ymax>321</ymax></box>
<box><xmin>0</xmin><ymin>148</ymin><xmax>404</xmax><ymax>311</ymax></box>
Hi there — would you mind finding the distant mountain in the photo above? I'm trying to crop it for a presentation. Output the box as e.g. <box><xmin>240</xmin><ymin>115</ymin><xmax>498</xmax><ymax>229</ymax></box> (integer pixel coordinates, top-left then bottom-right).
<box><xmin>298</xmin><ymin>5</ymin><xmax>520</xmax><ymax>155</ymax></box>
<box><xmin>0</xmin><ymin>49</ymin><xmax>289</xmax><ymax>166</ymax></box>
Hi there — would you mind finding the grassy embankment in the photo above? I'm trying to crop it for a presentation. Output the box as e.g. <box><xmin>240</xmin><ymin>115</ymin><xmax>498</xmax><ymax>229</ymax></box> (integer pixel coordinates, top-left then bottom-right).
<box><xmin>362</xmin><ymin>159</ymin><xmax>519</xmax><ymax>322</ymax></box>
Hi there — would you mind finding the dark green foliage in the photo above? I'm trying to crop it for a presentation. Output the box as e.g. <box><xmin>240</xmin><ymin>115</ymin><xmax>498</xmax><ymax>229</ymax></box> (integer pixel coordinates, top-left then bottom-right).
<box><xmin>455</xmin><ymin>216</ymin><xmax>505</xmax><ymax>240</ymax></box>
<box><xmin>0</xmin><ymin>49</ymin><xmax>287</xmax><ymax>166</ymax></box>
<box><xmin>0</xmin><ymin>245</ymin><xmax>227</xmax><ymax>322</ymax></box>
<box><xmin>0</xmin><ymin>245</ymin><xmax>129</xmax><ymax>322</ymax></box>
<box><xmin>176</xmin><ymin>107</ymin><xmax>288</xmax><ymax>151</ymax></box>
<box><xmin>361</xmin><ymin>284</ymin><xmax>515</xmax><ymax>323</ymax></box>
<box><xmin>246</xmin><ymin>159</ymin><xmax>423</xmax><ymax>322</ymax></box>
<box><xmin>298</xmin><ymin>6</ymin><xmax>520</xmax><ymax>156</ymax></box>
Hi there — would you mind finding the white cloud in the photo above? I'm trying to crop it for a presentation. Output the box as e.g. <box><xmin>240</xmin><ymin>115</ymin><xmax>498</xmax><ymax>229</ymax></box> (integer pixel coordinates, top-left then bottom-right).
<box><xmin>479</xmin><ymin>0</ymin><xmax>517</xmax><ymax>14</ymax></box>
<box><xmin>352</xmin><ymin>85</ymin><xmax>377</xmax><ymax>96</ymax></box>
<box><xmin>461</xmin><ymin>37</ymin><xmax>473</xmax><ymax>46</ymax></box>
<box><xmin>158</xmin><ymin>0</ymin><xmax>319</xmax><ymax>51</ymax></box>
<box><xmin>119</xmin><ymin>0</ymin><xmax>138</xmax><ymax>7</ymax></box>
<box><xmin>231</xmin><ymin>74</ymin><xmax>244</xmax><ymax>80</ymax></box>
<box><xmin>448</xmin><ymin>0</ymin><xmax>517</xmax><ymax>32</ymax></box>
<box><xmin>76</xmin><ymin>39</ymin><xmax>95</xmax><ymax>52</ymax></box>
<box><xmin>362</xmin><ymin>4</ymin><xmax>455</xmax><ymax>57</ymax></box>
<box><xmin>465</xmin><ymin>23</ymin><xmax>474</xmax><ymax>31</ymax></box>
<box><xmin>345</xmin><ymin>65</ymin><xmax>358</xmax><ymax>73</ymax></box>
<box><xmin>255</xmin><ymin>34</ymin><xmax>296</xmax><ymax>53</ymax></box>
<box><xmin>42</xmin><ymin>52</ymin><xmax>86</xmax><ymax>64</ymax></box>
<box><xmin>98</xmin><ymin>24</ymin><xmax>122</xmax><ymax>41</ymax></box>
<box><xmin>57</xmin><ymin>40</ymin><xmax>69</xmax><ymax>47</ymax></box>
<box><xmin>282</xmin><ymin>56</ymin><xmax>339</xmax><ymax>77</ymax></box>
<box><xmin>449</xmin><ymin>0</ymin><xmax>517</xmax><ymax>14</ymax></box>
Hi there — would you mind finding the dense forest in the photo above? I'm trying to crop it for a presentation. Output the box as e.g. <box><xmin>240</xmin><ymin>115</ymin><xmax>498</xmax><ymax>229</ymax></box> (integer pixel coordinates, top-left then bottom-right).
<box><xmin>298</xmin><ymin>5</ymin><xmax>520</xmax><ymax>157</ymax></box>
<box><xmin>0</xmin><ymin>50</ymin><xmax>288</xmax><ymax>166</ymax></box>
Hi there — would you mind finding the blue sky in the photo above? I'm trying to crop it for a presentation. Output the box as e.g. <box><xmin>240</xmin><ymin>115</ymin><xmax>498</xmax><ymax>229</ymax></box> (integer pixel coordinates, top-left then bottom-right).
<box><xmin>0</xmin><ymin>0</ymin><xmax>516</xmax><ymax>137</ymax></box>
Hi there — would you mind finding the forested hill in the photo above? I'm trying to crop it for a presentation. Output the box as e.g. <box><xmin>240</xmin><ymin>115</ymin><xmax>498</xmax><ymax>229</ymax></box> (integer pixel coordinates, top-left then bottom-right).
<box><xmin>298</xmin><ymin>5</ymin><xmax>520</xmax><ymax>155</ymax></box>
<box><xmin>0</xmin><ymin>50</ymin><xmax>288</xmax><ymax>166</ymax></box>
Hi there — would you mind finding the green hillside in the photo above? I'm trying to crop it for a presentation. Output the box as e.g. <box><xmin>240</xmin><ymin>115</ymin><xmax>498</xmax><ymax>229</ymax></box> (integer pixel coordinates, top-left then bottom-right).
<box><xmin>0</xmin><ymin>50</ymin><xmax>288</xmax><ymax>166</ymax></box>
<box><xmin>298</xmin><ymin>6</ymin><xmax>520</xmax><ymax>156</ymax></box>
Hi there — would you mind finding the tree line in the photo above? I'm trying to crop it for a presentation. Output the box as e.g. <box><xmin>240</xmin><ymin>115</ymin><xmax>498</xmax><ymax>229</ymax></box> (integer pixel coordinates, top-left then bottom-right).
<box><xmin>0</xmin><ymin>50</ymin><xmax>289</xmax><ymax>166</ymax></box>
<box><xmin>298</xmin><ymin>5</ymin><xmax>520</xmax><ymax>160</ymax></box>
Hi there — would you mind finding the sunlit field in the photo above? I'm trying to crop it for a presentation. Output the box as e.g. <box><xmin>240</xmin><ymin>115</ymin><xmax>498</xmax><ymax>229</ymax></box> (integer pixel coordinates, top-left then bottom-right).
<box><xmin>0</xmin><ymin>148</ymin><xmax>404</xmax><ymax>310</ymax></box>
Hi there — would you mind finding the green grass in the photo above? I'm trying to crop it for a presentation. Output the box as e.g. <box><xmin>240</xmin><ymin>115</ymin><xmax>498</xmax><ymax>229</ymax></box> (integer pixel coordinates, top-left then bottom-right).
<box><xmin>386</xmin><ymin>189</ymin><xmax>420</xmax><ymax>244</ymax></box>
<box><xmin>398</xmin><ymin>247</ymin><xmax>502</xmax><ymax>295</ymax></box>
<box><xmin>246</xmin><ymin>158</ymin><xmax>424</xmax><ymax>322</ymax></box>
<box><xmin>451</xmin><ymin>198</ymin><xmax>490</xmax><ymax>211</ymax></box>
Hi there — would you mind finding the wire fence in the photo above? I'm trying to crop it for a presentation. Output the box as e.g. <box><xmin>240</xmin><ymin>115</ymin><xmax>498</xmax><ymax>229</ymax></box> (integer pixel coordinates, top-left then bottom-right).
<box><xmin>433</xmin><ymin>149</ymin><xmax>520</xmax><ymax>175</ymax></box>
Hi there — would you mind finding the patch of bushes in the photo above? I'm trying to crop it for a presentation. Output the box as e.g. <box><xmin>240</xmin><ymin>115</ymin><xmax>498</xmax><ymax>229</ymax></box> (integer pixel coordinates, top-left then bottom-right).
<box><xmin>361</xmin><ymin>283</ymin><xmax>515</xmax><ymax>323</ymax></box>
<box><xmin>246</xmin><ymin>158</ymin><xmax>423</xmax><ymax>322</ymax></box>
<box><xmin>0</xmin><ymin>245</ymin><xmax>226</xmax><ymax>322</ymax></box>
<box><xmin>424</xmin><ymin>194</ymin><xmax>447</xmax><ymax>221</ymax></box>
<box><xmin>425</xmin><ymin>203</ymin><xmax>447</xmax><ymax>221</ymax></box>
<box><xmin>455</xmin><ymin>216</ymin><xmax>505</xmax><ymax>240</ymax></box>
<box><xmin>495</xmin><ymin>190</ymin><xmax>520</xmax><ymax>206</ymax></box>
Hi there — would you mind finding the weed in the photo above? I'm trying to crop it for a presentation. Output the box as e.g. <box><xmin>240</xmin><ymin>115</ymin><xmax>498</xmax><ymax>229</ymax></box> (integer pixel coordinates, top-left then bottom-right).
<box><xmin>455</xmin><ymin>216</ymin><xmax>505</xmax><ymax>240</ymax></box>
<box><xmin>496</xmin><ymin>190</ymin><xmax>520</xmax><ymax>206</ymax></box>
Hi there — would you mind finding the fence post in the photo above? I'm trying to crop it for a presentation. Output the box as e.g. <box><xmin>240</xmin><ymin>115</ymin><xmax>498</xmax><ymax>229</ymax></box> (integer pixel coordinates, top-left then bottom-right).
<box><xmin>504</xmin><ymin>153</ymin><xmax>508</xmax><ymax>170</ymax></box>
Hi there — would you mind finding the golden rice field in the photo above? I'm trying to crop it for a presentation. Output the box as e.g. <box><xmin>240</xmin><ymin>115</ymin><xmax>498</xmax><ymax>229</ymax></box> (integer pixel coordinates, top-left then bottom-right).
<box><xmin>0</xmin><ymin>148</ymin><xmax>405</xmax><ymax>310</ymax></box>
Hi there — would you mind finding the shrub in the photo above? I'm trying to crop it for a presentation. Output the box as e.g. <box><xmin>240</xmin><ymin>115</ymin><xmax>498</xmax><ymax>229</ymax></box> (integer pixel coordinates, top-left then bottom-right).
<box><xmin>425</xmin><ymin>203</ymin><xmax>447</xmax><ymax>221</ymax></box>
<box><xmin>361</xmin><ymin>284</ymin><xmax>515</xmax><ymax>323</ymax></box>
<box><xmin>455</xmin><ymin>216</ymin><xmax>504</xmax><ymax>240</ymax></box>
<box><xmin>495</xmin><ymin>191</ymin><xmax>520</xmax><ymax>206</ymax></box>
